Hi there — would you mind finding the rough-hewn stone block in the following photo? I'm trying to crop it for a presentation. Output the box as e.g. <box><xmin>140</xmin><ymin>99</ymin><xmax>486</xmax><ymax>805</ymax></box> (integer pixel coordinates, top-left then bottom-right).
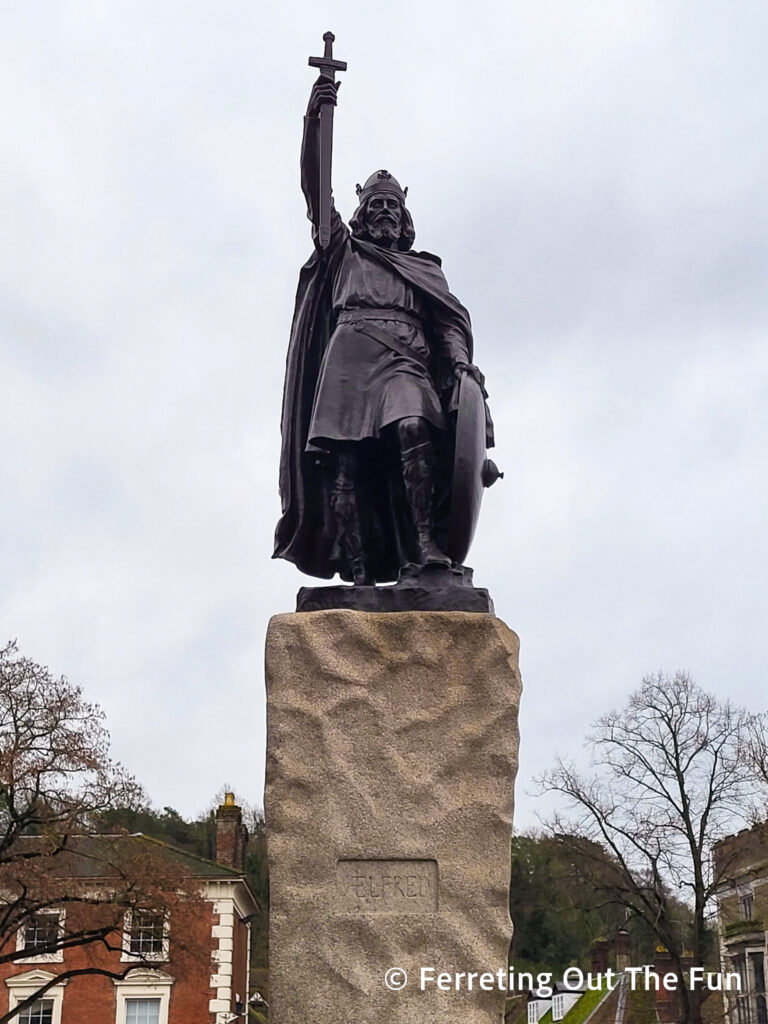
<box><xmin>265</xmin><ymin>610</ymin><xmax>521</xmax><ymax>1024</ymax></box>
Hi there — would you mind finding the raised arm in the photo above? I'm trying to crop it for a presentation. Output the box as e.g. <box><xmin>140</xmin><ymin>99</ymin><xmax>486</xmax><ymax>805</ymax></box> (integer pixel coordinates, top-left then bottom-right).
<box><xmin>301</xmin><ymin>76</ymin><xmax>347</xmax><ymax>250</ymax></box>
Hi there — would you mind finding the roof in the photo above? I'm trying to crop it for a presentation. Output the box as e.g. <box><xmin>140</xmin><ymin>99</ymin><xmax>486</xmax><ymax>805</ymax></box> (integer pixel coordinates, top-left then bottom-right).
<box><xmin>13</xmin><ymin>833</ymin><xmax>246</xmax><ymax>881</ymax></box>
<box><xmin>135</xmin><ymin>834</ymin><xmax>246</xmax><ymax>879</ymax></box>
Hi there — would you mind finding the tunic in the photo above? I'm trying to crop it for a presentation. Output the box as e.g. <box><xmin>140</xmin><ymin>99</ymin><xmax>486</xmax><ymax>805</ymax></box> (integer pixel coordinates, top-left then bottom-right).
<box><xmin>307</xmin><ymin>243</ymin><xmax>467</xmax><ymax>447</ymax></box>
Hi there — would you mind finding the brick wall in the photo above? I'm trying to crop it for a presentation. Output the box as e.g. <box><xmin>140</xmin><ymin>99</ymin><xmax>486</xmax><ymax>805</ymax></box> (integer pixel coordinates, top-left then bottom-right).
<box><xmin>0</xmin><ymin>901</ymin><xmax>216</xmax><ymax>1024</ymax></box>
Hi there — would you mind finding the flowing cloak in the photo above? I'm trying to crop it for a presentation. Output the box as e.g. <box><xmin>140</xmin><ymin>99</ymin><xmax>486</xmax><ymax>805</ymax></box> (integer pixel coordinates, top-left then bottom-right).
<box><xmin>273</xmin><ymin>115</ymin><xmax>490</xmax><ymax>581</ymax></box>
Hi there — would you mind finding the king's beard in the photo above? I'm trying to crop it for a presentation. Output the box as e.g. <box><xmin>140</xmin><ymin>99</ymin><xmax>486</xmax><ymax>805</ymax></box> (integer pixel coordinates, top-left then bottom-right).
<box><xmin>364</xmin><ymin>217</ymin><xmax>401</xmax><ymax>246</ymax></box>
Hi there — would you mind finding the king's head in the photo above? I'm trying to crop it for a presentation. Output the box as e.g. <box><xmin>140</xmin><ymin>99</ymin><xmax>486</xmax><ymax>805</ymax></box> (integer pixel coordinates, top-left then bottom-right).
<box><xmin>350</xmin><ymin>169</ymin><xmax>415</xmax><ymax>251</ymax></box>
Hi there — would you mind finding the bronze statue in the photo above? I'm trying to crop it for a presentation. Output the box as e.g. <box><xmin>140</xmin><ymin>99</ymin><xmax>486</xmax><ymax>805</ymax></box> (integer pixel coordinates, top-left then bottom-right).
<box><xmin>274</xmin><ymin>34</ymin><xmax>498</xmax><ymax>587</ymax></box>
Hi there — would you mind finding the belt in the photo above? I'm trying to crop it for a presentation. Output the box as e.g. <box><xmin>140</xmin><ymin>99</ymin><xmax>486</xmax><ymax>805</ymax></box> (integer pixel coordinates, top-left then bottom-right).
<box><xmin>335</xmin><ymin>310</ymin><xmax>429</xmax><ymax>369</ymax></box>
<box><xmin>336</xmin><ymin>308</ymin><xmax>423</xmax><ymax>330</ymax></box>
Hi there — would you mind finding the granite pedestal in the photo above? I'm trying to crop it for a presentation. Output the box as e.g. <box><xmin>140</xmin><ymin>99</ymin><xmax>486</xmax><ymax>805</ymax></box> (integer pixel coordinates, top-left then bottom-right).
<box><xmin>265</xmin><ymin>610</ymin><xmax>521</xmax><ymax>1024</ymax></box>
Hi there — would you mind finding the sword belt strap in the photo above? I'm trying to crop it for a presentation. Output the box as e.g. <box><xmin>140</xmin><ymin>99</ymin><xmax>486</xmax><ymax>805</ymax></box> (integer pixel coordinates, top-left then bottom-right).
<box><xmin>336</xmin><ymin>309</ymin><xmax>429</xmax><ymax>368</ymax></box>
<box><xmin>337</xmin><ymin>308</ymin><xmax>422</xmax><ymax>329</ymax></box>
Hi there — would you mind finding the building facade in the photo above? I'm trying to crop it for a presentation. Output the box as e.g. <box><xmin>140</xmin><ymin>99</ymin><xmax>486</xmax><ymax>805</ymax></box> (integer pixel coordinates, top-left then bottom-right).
<box><xmin>0</xmin><ymin>795</ymin><xmax>258</xmax><ymax>1024</ymax></box>
<box><xmin>714</xmin><ymin>822</ymin><xmax>768</xmax><ymax>1024</ymax></box>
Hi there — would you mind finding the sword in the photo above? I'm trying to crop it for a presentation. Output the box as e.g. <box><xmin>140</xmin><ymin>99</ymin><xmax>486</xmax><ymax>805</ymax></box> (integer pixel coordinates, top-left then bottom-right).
<box><xmin>308</xmin><ymin>32</ymin><xmax>347</xmax><ymax>250</ymax></box>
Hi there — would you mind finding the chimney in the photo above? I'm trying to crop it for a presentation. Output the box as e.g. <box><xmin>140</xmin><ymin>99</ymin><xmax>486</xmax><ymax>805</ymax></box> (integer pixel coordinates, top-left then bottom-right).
<box><xmin>654</xmin><ymin>948</ymin><xmax>691</xmax><ymax>1024</ymax></box>
<box><xmin>614</xmin><ymin>928</ymin><xmax>631</xmax><ymax>972</ymax></box>
<box><xmin>589</xmin><ymin>938</ymin><xmax>610</xmax><ymax>974</ymax></box>
<box><xmin>215</xmin><ymin>792</ymin><xmax>249</xmax><ymax>871</ymax></box>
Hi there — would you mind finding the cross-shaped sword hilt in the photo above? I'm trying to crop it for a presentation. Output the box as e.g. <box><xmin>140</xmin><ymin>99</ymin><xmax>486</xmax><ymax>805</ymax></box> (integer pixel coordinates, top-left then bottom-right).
<box><xmin>308</xmin><ymin>31</ymin><xmax>347</xmax><ymax>81</ymax></box>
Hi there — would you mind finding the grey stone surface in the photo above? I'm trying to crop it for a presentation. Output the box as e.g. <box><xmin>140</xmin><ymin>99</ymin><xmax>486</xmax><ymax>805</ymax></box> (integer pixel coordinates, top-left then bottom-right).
<box><xmin>265</xmin><ymin>610</ymin><xmax>521</xmax><ymax>1024</ymax></box>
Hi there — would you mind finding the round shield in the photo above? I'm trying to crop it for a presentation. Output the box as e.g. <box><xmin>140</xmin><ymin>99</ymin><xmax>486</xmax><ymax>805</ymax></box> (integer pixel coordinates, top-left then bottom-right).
<box><xmin>447</xmin><ymin>373</ymin><xmax>487</xmax><ymax>564</ymax></box>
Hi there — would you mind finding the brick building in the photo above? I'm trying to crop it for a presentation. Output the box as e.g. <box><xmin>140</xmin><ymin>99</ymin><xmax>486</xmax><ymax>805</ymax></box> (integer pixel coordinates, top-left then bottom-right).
<box><xmin>714</xmin><ymin>822</ymin><xmax>768</xmax><ymax>1024</ymax></box>
<box><xmin>0</xmin><ymin>794</ymin><xmax>258</xmax><ymax>1024</ymax></box>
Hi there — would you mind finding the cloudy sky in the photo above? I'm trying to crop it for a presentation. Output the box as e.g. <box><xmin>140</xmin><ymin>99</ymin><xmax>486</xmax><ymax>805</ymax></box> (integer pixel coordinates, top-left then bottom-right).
<box><xmin>2</xmin><ymin>1</ymin><xmax>767</xmax><ymax>830</ymax></box>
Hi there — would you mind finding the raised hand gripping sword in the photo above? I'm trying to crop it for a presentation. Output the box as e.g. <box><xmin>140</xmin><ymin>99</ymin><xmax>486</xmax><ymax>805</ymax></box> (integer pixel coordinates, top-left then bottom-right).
<box><xmin>308</xmin><ymin>32</ymin><xmax>347</xmax><ymax>250</ymax></box>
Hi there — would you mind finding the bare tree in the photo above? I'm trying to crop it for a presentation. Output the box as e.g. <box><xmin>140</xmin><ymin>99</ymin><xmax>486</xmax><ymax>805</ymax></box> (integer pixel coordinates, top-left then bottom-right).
<box><xmin>538</xmin><ymin>671</ymin><xmax>759</xmax><ymax>1024</ymax></box>
<box><xmin>0</xmin><ymin>641</ymin><xmax>205</xmax><ymax>1023</ymax></box>
<box><xmin>746</xmin><ymin>712</ymin><xmax>768</xmax><ymax>796</ymax></box>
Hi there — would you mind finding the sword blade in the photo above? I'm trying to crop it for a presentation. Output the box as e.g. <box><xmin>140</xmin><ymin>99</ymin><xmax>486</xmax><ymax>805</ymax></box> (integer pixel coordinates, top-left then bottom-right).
<box><xmin>318</xmin><ymin>101</ymin><xmax>334</xmax><ymax>249</ymax></box>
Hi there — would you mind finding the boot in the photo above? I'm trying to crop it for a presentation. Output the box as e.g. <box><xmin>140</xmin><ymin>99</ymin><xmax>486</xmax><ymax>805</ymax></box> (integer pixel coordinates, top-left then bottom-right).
<box><xmin>400</xmin><ymin>441</ymin><xmax>452</xmax><ymax>567</ymax></box>
<box><xmin>331</xmin><ymin>458</ymin><xmax>373</xmax><ymax>586</ymax></box>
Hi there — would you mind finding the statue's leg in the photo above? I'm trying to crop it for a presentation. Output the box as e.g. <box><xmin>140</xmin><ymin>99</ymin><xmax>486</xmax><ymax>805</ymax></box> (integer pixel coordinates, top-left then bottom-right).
<box><xmin>330</xmin><ymin>449</ymin><xmax>373</xmax><ymax>586</ymax></box>
<box><xmin>397</xmin><ymin>417</ymin><xmax>452</xmax><ymax>567</ymax></box>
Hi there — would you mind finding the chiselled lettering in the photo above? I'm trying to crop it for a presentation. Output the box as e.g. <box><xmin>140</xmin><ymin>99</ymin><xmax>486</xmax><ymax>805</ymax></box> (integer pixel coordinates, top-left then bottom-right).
<box><xmin>336</xmin><ymin>859</ymin><xmax>438</xmax><ymax>913</ymax></box>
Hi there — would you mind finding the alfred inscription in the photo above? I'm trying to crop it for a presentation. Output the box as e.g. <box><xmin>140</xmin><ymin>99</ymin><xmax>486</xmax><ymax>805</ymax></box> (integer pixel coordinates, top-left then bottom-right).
<box><xmin>336</xmin><ymin>859</ymin><xmax>438</xmax><ymax>913</ymax></box>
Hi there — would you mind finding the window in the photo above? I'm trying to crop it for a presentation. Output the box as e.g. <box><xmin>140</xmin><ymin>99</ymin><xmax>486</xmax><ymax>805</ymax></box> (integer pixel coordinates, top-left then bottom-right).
<box><xmin>18</xmin><ymin>1002</ymin><xmax>54</xmax><ymax>1024</ymax></box>
<box><xmin>740</xmin><ymin>892</ymin><xmax>755</xmax><ymax>921</ymax></box>
<box><xmin>16</xmin><ymin>911</ymin><xmax>64</xmax><ymax>963</ymax></box>
<box><xmin>749</xmin><ymin>951</ymin><xmax>768</xmax><ymax>1024</ymax></box>
<box><xmin>122</xmin><ymin>911</ymin><xmax>168</xmax><ymax>962</ymax></box>
<box><xmin>5</xmin><ymin>971</ymin><xmax>66</xmax><ymax>1024</ymax></box>
<box><xmin>553</xmin><ymin>994</ymin><xmax>565</xmax><ymax>1021</ymax></box>
<box><xmin>129</xmin><ymin>912</ymin><xmax>165</xmax><ymax>957</ymax></box>
<box><xmin>125</xmin><ymin>999</ymin><xmax>160</xmax><ymax>1024</ymax></box>
<box><xmin>113</xmin><ymin>969</ymin><xmax>172</xmax><ymax>1024</ymax></box>
<box><xmin>24</xmin><ymin>915</ymin><xmax>60</xmax><ymax>955</ymax></box>
<box><xmin>732</xmin><ymin>955</ymin><xmax>750</xmax><ymax>1024</ymax></box>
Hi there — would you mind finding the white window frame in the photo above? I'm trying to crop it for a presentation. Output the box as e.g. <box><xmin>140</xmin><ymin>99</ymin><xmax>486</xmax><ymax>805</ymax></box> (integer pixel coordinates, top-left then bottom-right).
<box><xmin>113</xmin><ymin>969</ymin><xmax>173</xmax><ymax>1024</ymax></box>
<box><xmin>6</xmin><ymin>969</ymin><xmax>67</xmax><ymax>1024</ymax></box>
<box><xmin>15</xmin><ymin>910</ymin><xmax>66</xmax><ymax>964</ymax></box>
<box><xmin>553</xmin><ymin>993</ymin><xmax>565</xmax><ymax>1021</ymax></box>
<box><xmin>121</xmin><ymin>910</ymin><xmax>170</xmax><ymax>963</ymax></box>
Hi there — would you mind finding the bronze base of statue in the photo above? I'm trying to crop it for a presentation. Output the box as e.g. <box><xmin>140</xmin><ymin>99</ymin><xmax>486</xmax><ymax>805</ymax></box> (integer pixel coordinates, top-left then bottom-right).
<box><xmin>295</xmin><ymin>562</ymin><xmax>493</xmax><ymax>614</ymax></box>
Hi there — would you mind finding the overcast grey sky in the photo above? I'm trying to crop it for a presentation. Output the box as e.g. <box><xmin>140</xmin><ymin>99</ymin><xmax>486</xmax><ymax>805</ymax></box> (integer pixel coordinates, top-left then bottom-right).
<box><xmin>2</xmin><ymin>1</ymin><xmax>767</xmax><ymax>829</ymax></box>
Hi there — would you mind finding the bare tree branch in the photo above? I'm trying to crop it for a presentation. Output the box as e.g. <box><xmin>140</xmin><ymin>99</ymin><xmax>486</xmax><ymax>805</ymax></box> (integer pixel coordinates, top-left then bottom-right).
<box><xmin>0</xmin><ymin>641</ymin><xmax>206</xmax><ymax>1020</ymax></box>
<box><xmin>536</xmin><ymin>671</ymin><xmax>763</xmax><ymax>1024</ymax></box>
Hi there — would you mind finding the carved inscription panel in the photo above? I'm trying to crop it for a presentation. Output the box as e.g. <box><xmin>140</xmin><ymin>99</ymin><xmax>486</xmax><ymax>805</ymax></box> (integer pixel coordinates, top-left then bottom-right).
<box><xmin>336</xmin><ymin>859</ymin><xmax>438</xmax><ymax>914</ymax></box>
